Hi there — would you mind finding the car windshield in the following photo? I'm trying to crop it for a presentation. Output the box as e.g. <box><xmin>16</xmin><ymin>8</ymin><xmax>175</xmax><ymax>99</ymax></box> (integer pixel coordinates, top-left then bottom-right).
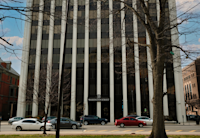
<box><xmin>37</xmin><ymin>120</ymin><xmax>42</xmax><ymax>123</ymax></box>
<box><xmin>66</xmin><ymin>118</ymin><xmax>73</xmax><ymax>121</ymax></box>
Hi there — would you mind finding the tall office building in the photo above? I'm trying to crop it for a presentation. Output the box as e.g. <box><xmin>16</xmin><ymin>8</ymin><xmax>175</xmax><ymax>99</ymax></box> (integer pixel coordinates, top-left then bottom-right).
<box><xmin>17</xmin><ymin>0</ymin><xmax>186</xmax><ymax>123</ymax></box>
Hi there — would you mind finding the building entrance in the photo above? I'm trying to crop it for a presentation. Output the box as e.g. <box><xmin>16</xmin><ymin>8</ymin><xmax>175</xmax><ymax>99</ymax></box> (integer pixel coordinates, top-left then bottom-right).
<box><xmin>101</xmin><ymin>101</ymin><xmax>110</xmax><ymax>122</ymax></box>
<box><xmin>89</xmin><ymin>101</ymin><xmax>96</xmax><ymax>115</ymax></box>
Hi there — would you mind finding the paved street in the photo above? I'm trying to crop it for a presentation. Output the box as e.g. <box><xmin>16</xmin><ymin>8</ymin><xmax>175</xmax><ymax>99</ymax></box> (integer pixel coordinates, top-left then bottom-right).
<box><xmin>0</xmin><ymin>121</ymin><xmax>200</xmax><ymax>135</ymax></box>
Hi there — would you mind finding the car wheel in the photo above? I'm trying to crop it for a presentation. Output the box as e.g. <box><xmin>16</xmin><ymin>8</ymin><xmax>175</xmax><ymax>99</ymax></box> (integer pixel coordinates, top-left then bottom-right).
<box><xmin>120</xmin><ymin>123</ymin><xmax>125</xmax><ymax>128</ymax></box>
<box><xmin>72</xmin><ymin>125</ymin><xmax>77</xmax><ymax>129</ymax></box>
<box><xmin>16</xmin><ymin>126</ymin><xmax>22</xmax><ymax>131</ymax></box>
<box><xmin>101</xmin><ymin>121</ymin><xmax>106</xmax><ymax>125</ymax></box>
<box><xmin>40</xmin><ymin>126</ymin><xmax>45</xmax><ymax>131</ymax></box>
<box><xmin>138</xmin><ymin>123</ymin><xmax>143</xmax><ymax>127</ymax></box>
<box><xmin>84</xmin><ymin>121</ymin><xmax>89</xmax><ymax>125</ymax></box>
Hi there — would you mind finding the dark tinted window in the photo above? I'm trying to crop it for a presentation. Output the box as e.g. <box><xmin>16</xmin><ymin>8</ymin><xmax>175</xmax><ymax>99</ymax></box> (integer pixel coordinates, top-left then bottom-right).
<box><xmin>62</xmin><ymin>118</ymin><xmax>68</xmax><ymax>121</ymax></box>
<box><xmin>130</xmin><ymin>118</ymin><xmax>135</xmax><ymax>120</ymax></box>
<box><xmin>22</xmin><ymin>120</ymin><xmax>36</xmax><ymax>123</ymax></box>
<box><xmin>123</xmin><ymin>118</ymin><xmax>129</xmax><ymax>120</ymax></box>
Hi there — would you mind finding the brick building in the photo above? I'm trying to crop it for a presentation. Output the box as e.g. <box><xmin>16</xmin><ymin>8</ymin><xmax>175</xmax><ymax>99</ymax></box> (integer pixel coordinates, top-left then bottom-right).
<box><xmin>182</xmin><ymin>58</ymin><xmax>200</xmax><ymax>116</ymax></box>
<box><xmin>0</xmin><ymin>58</ymin><xmax>19</xmax><ymax>120</ymax></box>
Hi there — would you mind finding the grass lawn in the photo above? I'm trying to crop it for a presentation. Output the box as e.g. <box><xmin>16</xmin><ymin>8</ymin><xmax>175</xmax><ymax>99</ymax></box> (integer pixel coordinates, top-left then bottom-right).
<box><xmin>0</xmin><ymin>135</ymin><xmax>200</xmax><ymax>138</ymax></box>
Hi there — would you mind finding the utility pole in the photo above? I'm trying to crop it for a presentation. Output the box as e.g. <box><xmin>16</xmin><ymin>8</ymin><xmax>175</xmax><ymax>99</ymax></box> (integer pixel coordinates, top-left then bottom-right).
<box><xmin>56</xmin><ymin>0</ymin><xmax>69</xmax><ymax>138</ymax></box>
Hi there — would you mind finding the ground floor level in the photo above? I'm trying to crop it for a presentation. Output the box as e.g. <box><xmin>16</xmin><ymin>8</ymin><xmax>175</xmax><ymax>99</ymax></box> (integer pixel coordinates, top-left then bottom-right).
<box><xmin>22</xmin><ymin>92</ymin><xmax>185</xmax><ymax>123</ymax></box>
<box><xmin>0</xmin><ymin>100</ymin><xmax>17</xmax><ymax>120</ymax></box>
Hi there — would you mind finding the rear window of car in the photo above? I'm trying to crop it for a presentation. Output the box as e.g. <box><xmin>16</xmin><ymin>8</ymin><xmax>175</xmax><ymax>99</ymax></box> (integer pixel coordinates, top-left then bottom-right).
<box><xmin>123</xmin><ymin>118</ymin><xmax>129</xmax><ymax>120</ymax></box>
<box><xmin>130</xmin><ymin>118</ymin><xmax>135</xmax><ymax>120</ymax></box>
<box><xmin>62</xmin><ymin>118</ymin><xmax>68</xmax><ymax>121</ymax></box>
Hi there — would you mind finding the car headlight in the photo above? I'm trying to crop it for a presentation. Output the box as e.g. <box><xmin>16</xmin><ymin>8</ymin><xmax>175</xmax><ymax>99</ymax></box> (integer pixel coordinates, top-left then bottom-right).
<box><xmin>77</xmin><ymin>123</ymin><xmax>80</xmax><ymax>125</ymax></box>
<box><xmin>105</xmin><ymin>119</ymin><xmax>108</xmax><ymax>121</ymax></box>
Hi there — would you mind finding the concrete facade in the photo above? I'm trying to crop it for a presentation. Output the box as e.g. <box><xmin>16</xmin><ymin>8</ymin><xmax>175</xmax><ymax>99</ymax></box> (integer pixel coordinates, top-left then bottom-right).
<box><xmin>17</xmin><ymin>0</ymin><xmax>185</xmax><ymax>123</ymax></box>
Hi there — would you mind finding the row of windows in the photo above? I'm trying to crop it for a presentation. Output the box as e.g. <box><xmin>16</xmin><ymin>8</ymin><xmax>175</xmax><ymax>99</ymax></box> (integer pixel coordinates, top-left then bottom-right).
<box><xmin>185</xmin><ymin>84</ymin><xmax>193</xmax><ymax>100</ymax></box>
<box><xmin>184</xmin><ymin>73</ymin><xmax>195</xmax><ymax>81</ymax></box>
<box><xmin>0</xmin><ymin>73</ymin><xmax>18</xmax><ymax>85</ymax></box>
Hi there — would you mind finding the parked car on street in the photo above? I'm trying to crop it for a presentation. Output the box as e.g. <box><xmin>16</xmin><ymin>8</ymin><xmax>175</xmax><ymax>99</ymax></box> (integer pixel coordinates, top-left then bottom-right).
<box><xmin>48</xmin><ymin>117</ymin><xmax>82</xmax><ymax>129</ymax></box>
<box><xmin>115</xmin><ymin>117</ymin><xmax>146</xmax><ymax>127</ymax></box>
<box><xmin>12</xmin><ymin>118</ymin><xmax>53</xmax><ymax>131</ymax></box>
<box><xmin>136</xmin><ymin>116</ymin><xmax>153</xmax><ymax>125</ymax></box>
<box><xmin>42</xmin><ymin>116</ymin><xmax>56</xmax><ymax>122</ymax></box>
<box><xmin>80</xmin><ymin>115</ymin><xmax>108</xmax><ymax>125</ymax></box>
<box><xmin>8</xmin><ymin>117</ymin><xmax>24</xmax><ymax>125</ymax></box>
<box><xmin>187</xmin><ymin>115</ymin><xmax>197</xmax><ymax>121</ymax></box>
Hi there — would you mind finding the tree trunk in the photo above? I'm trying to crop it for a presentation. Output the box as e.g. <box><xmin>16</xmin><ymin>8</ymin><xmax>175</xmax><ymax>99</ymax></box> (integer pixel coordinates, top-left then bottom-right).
<box><xmin>43</xmin><ymin>112</ymin><xmax>48</xmax><ymax>134</ymax></box>
<box><xmin>149</xmin><ymin>60</ymin><xmax>168</xmax><ymax>138</ymax></box>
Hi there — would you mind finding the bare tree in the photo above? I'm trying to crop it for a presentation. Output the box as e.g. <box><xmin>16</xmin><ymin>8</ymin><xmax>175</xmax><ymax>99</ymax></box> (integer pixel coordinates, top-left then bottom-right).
<box><xmin>25</xmin><ymin>67</ymin><xmax>70</xmax><ymax>134</ymax></box>
<box><xmin>0</xmin><ymin>0</ymin><xmax>54</xmax><ymax>60</ymax></box>
<box><xmin>98</xmin><ymin>0</ymin><xmax>200</xmax><ymax>137</ymax></box>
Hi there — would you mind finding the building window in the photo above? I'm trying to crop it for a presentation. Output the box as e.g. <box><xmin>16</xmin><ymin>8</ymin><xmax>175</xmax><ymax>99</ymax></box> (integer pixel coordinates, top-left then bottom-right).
<box><xmin>185</xmin><ymin>85</ymin><xmax>187</xmax><ymax>100</ymax></box>
<box><xmin>190</xmin><ymin>84</ymin><xmax>192</xmax><ymax>99</ymax></box>
<box><xmin>10</xmin><ymin>88</ymin><xmax>14</xmax><ymax>96</ymax></box>
<box><xmin>15</xmin><ymin>79</ymin><xmax>18</xmax><ymax>85</ymax></box>
<box><xmin>10</xmin><ymin>77</ymin><xmax>12</xmax><ymax>84</ymax></box>
<box><xmin>187</xmin><ymin>84</ymin><xmax>190</xmax><ymax>100</ymax></box>
<box><xmin>16</xmin><ymin>88</ymin><xmax>18</xmax><ymax>97</ymax></box>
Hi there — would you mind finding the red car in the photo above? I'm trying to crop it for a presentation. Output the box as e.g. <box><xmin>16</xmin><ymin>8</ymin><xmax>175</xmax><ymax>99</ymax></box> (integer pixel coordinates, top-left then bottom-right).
<box><xmin>115</xmin><ymin>117</ymin><xmax>146</xmax><ymax>128</ymax></box>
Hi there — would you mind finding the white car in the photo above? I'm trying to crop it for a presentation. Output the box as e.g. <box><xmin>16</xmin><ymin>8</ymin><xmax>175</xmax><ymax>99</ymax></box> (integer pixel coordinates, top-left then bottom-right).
<box><xmin>136</xmin><ymin>116</ymin><xmax>153</xmax><ymax>125</ymax></box>
<box><xmin>12</xmin><ymin>118</ymin><xmax>53</xmax><ymax>131</ymax></box>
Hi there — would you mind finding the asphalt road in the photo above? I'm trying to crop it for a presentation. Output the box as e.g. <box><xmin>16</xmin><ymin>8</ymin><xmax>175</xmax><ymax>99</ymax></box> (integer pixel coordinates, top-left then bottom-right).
<box><xmin>0</xmin><ymin>122</ymin><xmax>200</xmax><ymax>135</ymax></box>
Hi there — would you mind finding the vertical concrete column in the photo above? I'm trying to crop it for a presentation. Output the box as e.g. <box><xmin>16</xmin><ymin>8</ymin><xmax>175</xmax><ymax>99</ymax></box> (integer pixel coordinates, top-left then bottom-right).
<box><xmin>133</xmin><ymin>0</ymin><xmax>141</xmax><ymax>116</ymax></box>
<box><xmin>168</xmin><ymin>0</ymin><xmax>186</xmax><ymax>123</ymax></box>
<box><xmin>97</xmin><ymin>0</ymin><xmax>101</xmax><ymax>118</ymax></box>
<box><xmin>70</xmin><ymin>0</ymin><xmax>78</xmax><ymax>120</ymax></box>
<box><xmin>146</xmin><ymin>34</ymin><xmax>154</xmax><ymax>119</ymax></box>
<box><xmin>84</xmin><ymin>0</ymin><xmax>89</xmax><ymax>116</ymax></box>
<box><xmin>156</xmin><ymin>0</ymin><xmax>160</xmax><ymax>23</ymax></box>
<box><xmin>109</xmin><ymin>0</ymin><xmax>114</xmax><ymax>123</ymax></box>
<box><xmin>58</xmin><ymin>0</ymin><xmax>67</xmax><ymax>117</ymax></box>
<box><xmin>17</xmin><ymin>0</ymin><xmax>33</xmax><ymax>117</ymax></box>
<box><xmin>163</xmin><ymin>67</ymin><xmax>169</xmax><ymax>116</ymax></box>
<box><xmin>46</xmin><ymin>0</ymin><xmax>55</xmax><ymax>116</ymax></box>
<box><xmin>121</xmin><ymin>0</ymin><xmax>128</xmax><ymax>117</ymax></box>
<box><xmin>32</xmin><ymin>0</ymin><xmax>44</xmax><ymax>117</ymax></box>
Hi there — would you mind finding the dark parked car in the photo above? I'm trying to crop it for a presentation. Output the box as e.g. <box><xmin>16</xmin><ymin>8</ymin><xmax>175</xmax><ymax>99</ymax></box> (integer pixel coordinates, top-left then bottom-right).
<box><xmin>42</xmin><ymin>116</ymin><xmax>56</xmax><ymax>122</ymax></box>
<box><xmin>8</xmin><ymin>117</ymin><xmax>24</xmax><ymax>125</ymax></box>
<box><xmin>115</xmin><ymin>117</ymin><xmax>146</xmax><ymax>127</ymax></box>
<box><xmin>48</xmin><ymin>117</ymin><xmax>82</xmax><ymax>129</ymax></box>
<box><xmin>80</xmin><ymin>115</ymin><xmax>108</xmax><ymax>125</ymax></box>
<box><xmin>187</xmin><ymin>115</ymin><xmax>197</xmax><ymax>121</ymax></box>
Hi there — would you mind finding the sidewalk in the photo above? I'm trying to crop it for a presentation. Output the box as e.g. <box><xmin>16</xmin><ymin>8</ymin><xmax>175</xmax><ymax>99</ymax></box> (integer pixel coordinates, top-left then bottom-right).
<box><xmin>0</xmin><ymin>131</ymin><xmax>200</xmax><ymax>135</ymax></box>
<box><xmin>0</xmin><ymin>121</ymin><xmax>8</xmax><ymax>125</ymax></box>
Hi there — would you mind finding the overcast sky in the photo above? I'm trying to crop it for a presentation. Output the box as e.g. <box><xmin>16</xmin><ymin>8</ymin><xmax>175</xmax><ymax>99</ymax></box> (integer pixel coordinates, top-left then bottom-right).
<box><xmin>0</xmin><ymin>0</ymin><xmax>200</xmax><ymax>74</ymax></box>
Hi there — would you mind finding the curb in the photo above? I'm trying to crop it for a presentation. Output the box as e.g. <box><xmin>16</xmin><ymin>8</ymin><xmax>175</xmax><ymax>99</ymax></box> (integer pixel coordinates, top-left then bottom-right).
<box><xmin>0</xmin><ymin>131</ymin><xmax>200</xmax><ymax>135</ymax></box>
